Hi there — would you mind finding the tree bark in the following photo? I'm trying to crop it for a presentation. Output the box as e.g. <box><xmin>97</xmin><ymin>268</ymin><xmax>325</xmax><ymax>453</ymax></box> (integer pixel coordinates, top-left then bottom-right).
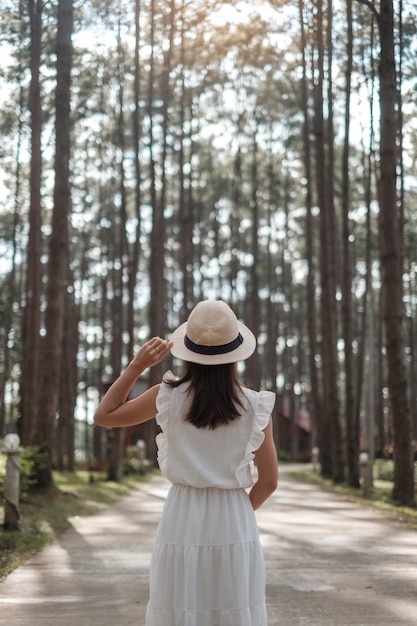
<box><xmin>57</xmin><ymin>282</ymin><xmax>77</xmax><ymax>471</ymax></box>
<box><xmin>377</xmin><ymin>0</ymin><xmax>414</xmax><ymax>505</ymax></box>
<box><xmin>179</xmin><ymin>0</ymin><xmax>194</xmax><ymax>320</ymax></box>
<box><xmin>127</xmin><ymin>0</ymin><xmax>143</xmax><ymax>361</ymax></box>
<box><xmin>298</xmin><ymin>0</ymin><xmax>321</xmax><ymax>451</ymax></box>
<box><xmin>34</xmin><ymin>0</ymin><xmax>73</xmax><ymax>488</ymax></box>
<box><xmin>326</xmin><ymin>0</ymin><xmax>344</xmax><ymax>483</ymax></box>
<box><xmin>20</xmin><ymin>0</ymin><xmax>43</xmax><ymax>447</ymax></box>
<box><xmin>230</xmin><ymin>147</ymin><xmax>242</xmax><ymax>307</ymax></box>
<box><xmin>342</xmin><ymin>0</ymin><xmax>359</xmax><ymax>487</ymax></box>
<box><xmin>107</xmin><ymin>18</ymin><xmax>128</xmax><ymax>482</ymax></box>
<box><xmin>246</xmin><ymin>122</ymin><xmax>261</xmax><ymax>391</ymax></box>
<box><xmin>146</xmin><ymin>0</ymin><xmax>175</xmax><ymax>463</ymax></box>
<box><xmin>355</xmin><ymin>17</ymin><xmax>379</xmax><ymax>455</ymax></box>
<box><xmin>1</xmin><ymin>83</ymin><xmax>24</xmax><ymax>437</ymax></box>
<box><xmin>312</xmin><ymin>0</ymin><xmax>341</xmax><ymax>480</ymax></box>
<box><xmin>265</xmin><ymin>140</ymin><xmax>279</xmax><ymax>395</ymax></box>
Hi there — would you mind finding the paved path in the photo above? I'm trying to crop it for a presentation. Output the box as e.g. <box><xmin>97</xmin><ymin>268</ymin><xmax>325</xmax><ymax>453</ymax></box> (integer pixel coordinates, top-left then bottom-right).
<box><xmin>0</xmin><ymin>466</ymin><xmax>416</xmax><ymax>625</ymax></box>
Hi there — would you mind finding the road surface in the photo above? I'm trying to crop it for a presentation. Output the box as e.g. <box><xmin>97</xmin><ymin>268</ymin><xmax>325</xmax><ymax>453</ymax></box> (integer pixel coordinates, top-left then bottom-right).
<box><xmin>1</xmin><ymin>466</ymin><xmax>416</xmax><ymax>625</ymax></box>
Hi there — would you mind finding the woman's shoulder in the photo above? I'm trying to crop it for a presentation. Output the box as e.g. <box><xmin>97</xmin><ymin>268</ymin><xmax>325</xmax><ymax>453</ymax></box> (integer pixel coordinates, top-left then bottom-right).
<box><xmin>239</xmin><ymin>387</ymin><xmax>276</xmax><ymax>420</ymax></box>
<box><xmin>161</xmin><ymin>369</ymin><xmax>177</xmax><ymax>385</ymax></box>
<box><xmin>157</xmin><ymin>370</ymin><xmax>190</xmax><ymax>409</ymax></box>
<box><xmin>240</xmin><ymin>385</ymin><xmax>275</xmax><ymax>403</ymax></box>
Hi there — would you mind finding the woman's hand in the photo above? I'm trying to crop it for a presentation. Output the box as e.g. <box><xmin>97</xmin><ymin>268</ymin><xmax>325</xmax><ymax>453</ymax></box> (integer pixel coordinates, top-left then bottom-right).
<box><xmin>130</xmin><ymin>337</ymin><xmax>173</xmax><ymax>372</ymax></box>
<box><xmin>94</xmin><ymin>336</ymin><xmax>174</xmax><ymax>429</ymax></box>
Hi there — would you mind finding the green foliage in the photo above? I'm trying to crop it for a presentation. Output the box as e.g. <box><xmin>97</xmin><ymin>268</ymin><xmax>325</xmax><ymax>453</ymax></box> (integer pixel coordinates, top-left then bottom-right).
<box><xmin>0</xmin><ymin>445</ymin><xmax>49</xmax><ymax>496</ymax></box>
<box><xmin>277</xmin><ymin>449</ymin><xmax>292</xmax><ymax>462</ymax></box>
<box><xmin>0</xmin><ymin>529</ymin><xmax>51</xmax><ymax>581</ymax></box>
<box><xmin>374</xmin><ymin>459</ymin><xmax>395</xmax><ymax>482</ymax></box>
<box><xmin>122</xmin><ymin>458</ymin><xmax>144</xmax><ymax>475</ymax></box>
<box><xmin>122</xmin><ymin>446</ymin><xmax>152</xmax><ymax>476</ymax></box>
<box><xmin>19</xmin><ymin>445</ymin><xmax>49</xmax><ymax>494</ymax></box>
<box><xmin>374</xmin><ymin>459</ymin><xmax>417</xmax><ymax>484</ymax></box>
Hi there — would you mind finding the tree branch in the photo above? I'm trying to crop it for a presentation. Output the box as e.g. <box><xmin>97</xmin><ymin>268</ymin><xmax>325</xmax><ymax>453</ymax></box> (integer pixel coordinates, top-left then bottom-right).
<box><xmin>355</xmin><ymin>0</ymin><xmax>379</xmax><ymax>20</ymax></box>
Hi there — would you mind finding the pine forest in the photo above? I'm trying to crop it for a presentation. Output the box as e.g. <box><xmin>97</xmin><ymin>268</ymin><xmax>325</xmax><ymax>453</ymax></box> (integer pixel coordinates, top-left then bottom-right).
<box><xmin>0</xmin><ymin>0</ymin><xmax>416</xmax><ymax>506</ymax></box>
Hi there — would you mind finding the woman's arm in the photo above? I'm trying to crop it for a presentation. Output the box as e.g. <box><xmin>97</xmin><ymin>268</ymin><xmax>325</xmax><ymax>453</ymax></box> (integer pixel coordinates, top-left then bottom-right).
<box><xmin>94</xmin><ymin>337</ymin><xmax>173</xmax><ymax>429</ymax></box>
<box><xmin>248</xmin><ymin>417</ymin><xmax>278</xmax><ymax>510</ymax></box>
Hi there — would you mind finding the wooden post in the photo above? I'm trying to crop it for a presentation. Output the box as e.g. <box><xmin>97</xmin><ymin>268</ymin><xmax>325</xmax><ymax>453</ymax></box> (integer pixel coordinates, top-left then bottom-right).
<box><xmin>2</xmin><ymin>440</ymin><xmax>22</xmax><ymax>531</ymax></box>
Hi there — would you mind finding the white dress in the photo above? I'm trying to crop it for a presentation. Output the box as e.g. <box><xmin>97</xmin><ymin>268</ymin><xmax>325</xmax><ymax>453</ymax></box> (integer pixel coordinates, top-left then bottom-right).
<box><xmin>145</xmin><ymin>371</ymin><xmax>275</xmax><ymax>626</ymax></box>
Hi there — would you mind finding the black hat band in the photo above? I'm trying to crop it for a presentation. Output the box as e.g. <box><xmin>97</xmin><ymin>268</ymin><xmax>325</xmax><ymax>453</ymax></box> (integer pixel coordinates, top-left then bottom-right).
<box><xmin>184</xmin><ymin>333</ymin><xmax>243</xmax><ymax>356</ymax></box>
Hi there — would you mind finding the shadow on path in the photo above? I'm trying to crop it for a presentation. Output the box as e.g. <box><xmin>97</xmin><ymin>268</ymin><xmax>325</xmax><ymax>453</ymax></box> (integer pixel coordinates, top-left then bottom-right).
<box><xmin>1</xmin><ymin>468</ymin><xmax>416</xmax><ymax>626</ymax></box>
<box><xmin>262</xmin><ymin>466</ymin><xmax>417</xmax><ymax>626</ymax></box>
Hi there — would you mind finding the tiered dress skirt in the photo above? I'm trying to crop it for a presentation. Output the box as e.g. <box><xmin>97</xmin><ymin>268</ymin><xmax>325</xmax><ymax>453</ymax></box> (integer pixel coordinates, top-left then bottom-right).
<box><xmin>145</xmin><ymin>483</ymin><xmax>267</xmax><ymax>626</ymax></box>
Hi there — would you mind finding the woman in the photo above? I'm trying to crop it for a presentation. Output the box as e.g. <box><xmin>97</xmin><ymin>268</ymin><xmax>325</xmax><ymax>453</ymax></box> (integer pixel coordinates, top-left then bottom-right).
<box><xmin>94</xmin><ymin>300</ymin><xmax>278</xmax><ymax>626</ymax></box>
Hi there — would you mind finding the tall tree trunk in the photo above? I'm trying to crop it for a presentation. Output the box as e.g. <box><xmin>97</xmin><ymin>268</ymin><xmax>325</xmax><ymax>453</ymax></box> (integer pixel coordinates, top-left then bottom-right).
<box><xmin>377</xmin><ymin>0</ymin><xmax>414</xmax><ymax>505</ymax></box>
<box><xmin>57</xmin><ymin>281</ymin><xmax>77</xmax><ymax>471</ymax></box>
<box><xmin>20</xmin><ymin>0</ymin><xmax>43</xmax><ymax>447</ymax></box>
<box><xmin>1</xmin><ymin>81</ymin><xmax>24</xmax><ymax>436</ymax></box>
<box><xmin>355</xmin><ymin>16</ymin><xmax>378</xmax><ymax>453</ymax></box>
<box><xmin>127</xmin><ymin>0</ymin><xmax>143</xmax><ymax>361</ymax></box>
<box><xmin>179</xmin><ymin>0</ymin><xmax>194</xmax><ymax>319</ymax></box>
<box><xmin>265</xmin><ymin>183</ymin><xmax>279</xmax><ymax>449</ymax></box>
<box><xmin>298</xmin><ymin>0</ymin><xmax>321</xmax><ymax>450</ymax></box>
<box><xmin>282</xmin><ymin>169</ymin><xmax>297</xmax><ymax>460</ymax></box>
<box><xmin>396</xmin><ymin>0</ymin><xmax>404</xmax><ymax>252</ymax></box>
<box><xmin>77</xmin><ymin>223</ymin><xmax>92</xmax><ymax>466</ymax></box>
<box><xmin>246</xmin><ymin>122</ymin><xmax>261</xmax><ymax>390</ymax></box>
<box><xmin>408</xmin><ymin>260</ymin><xmax>417</xmax><ymax>441</ymax></box>
<box><xmin>312</xmin><ymin>0</ymin><xmax>339</xmax><ymax>479</ymax></box>
<box><xmin>326</xmin><ymin>0</ymin><xmax>344</xmax><ymax>483</ymax></box>
<box><xmin>107</xmin><ymin>19</ymin><xmax>128</xmax><ymax>482</ymax></box>
<box><xmin>230</xmin><ymin>147</ymin><xmax>242</xmax><ymax>306</ymax></box>
<box><xmin>92</xmin><ymin>81</ymin><xmax>109</xmax><ymax>470</ymax></box>
<box><xmin>107</xmin><ymin>206</ymin><xmax>125</xmax><ymax>481</ymax></box>
<box><xmin>265</xmin><ymin>136</ymin><xmax>279</xmax><ymax>396</ymax></box>
<box><xmin>376</xmin><ymin>288</ymin><xmax>387</xmax><ymax>452</ymax></box>
<box><xmin>411</xmin><ymin>322</ymin><xmax>417</xmax><ymax>442</ymax></box>
<box><xmin>342</xmin><ymin>0</ymin><xmax>359</xmax><ymax>487</ymax></box>
<box><xmin>146</xmin><ymin>0</ymin><xmax>175</xmax><ymax>463</ymax></box>
<box><xmin>34</xmin><ymin>0</ymin><xmax>73</xmax><ymax>488</ymax></box>
<box><xmin>149</xmin><ymin>0</ymin><xmax>168</xmax><ymax>349</ymax></box>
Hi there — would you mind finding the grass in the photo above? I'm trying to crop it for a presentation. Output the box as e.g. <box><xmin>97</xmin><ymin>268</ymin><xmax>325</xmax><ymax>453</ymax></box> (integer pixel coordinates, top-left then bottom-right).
<box><xmin>0</xmin><ymin>469</ymin><xmax>154</xmax><ymax>581</ymax></box>
<box><xmin>289</xmin><ymin>467</ymin><xmax>417</xmax><ymax>530</ymax></box>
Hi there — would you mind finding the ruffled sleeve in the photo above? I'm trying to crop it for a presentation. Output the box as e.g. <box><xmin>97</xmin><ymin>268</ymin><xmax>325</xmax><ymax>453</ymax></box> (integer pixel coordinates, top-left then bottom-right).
<box><xmin>255</xmin><ymin>390</ymin><xmax>276</xmax><ymax>434</ymax></box>
<box><xmin>155</xmin><ymin>370</ymin><xmax>176</xmax><ymax>475</ymax></box>
<box><xmin>235</xmin><ymin>390</ymin><xmax>276</xmax><ymax>487</ymax></box>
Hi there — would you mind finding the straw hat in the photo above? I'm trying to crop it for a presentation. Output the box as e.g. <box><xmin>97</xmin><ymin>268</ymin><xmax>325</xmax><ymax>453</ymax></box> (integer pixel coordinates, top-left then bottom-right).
<box><xmin>170</xmin><ymin>300</ymin><xmax>256</xmax><ymax>365</ymax></box>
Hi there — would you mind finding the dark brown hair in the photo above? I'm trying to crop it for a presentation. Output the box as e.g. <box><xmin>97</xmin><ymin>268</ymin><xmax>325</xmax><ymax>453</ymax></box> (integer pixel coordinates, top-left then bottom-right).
<box><xmin>164</xmin><ymin>362</ymin><xmax>244</xmax><ymax>430</ymax></box>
